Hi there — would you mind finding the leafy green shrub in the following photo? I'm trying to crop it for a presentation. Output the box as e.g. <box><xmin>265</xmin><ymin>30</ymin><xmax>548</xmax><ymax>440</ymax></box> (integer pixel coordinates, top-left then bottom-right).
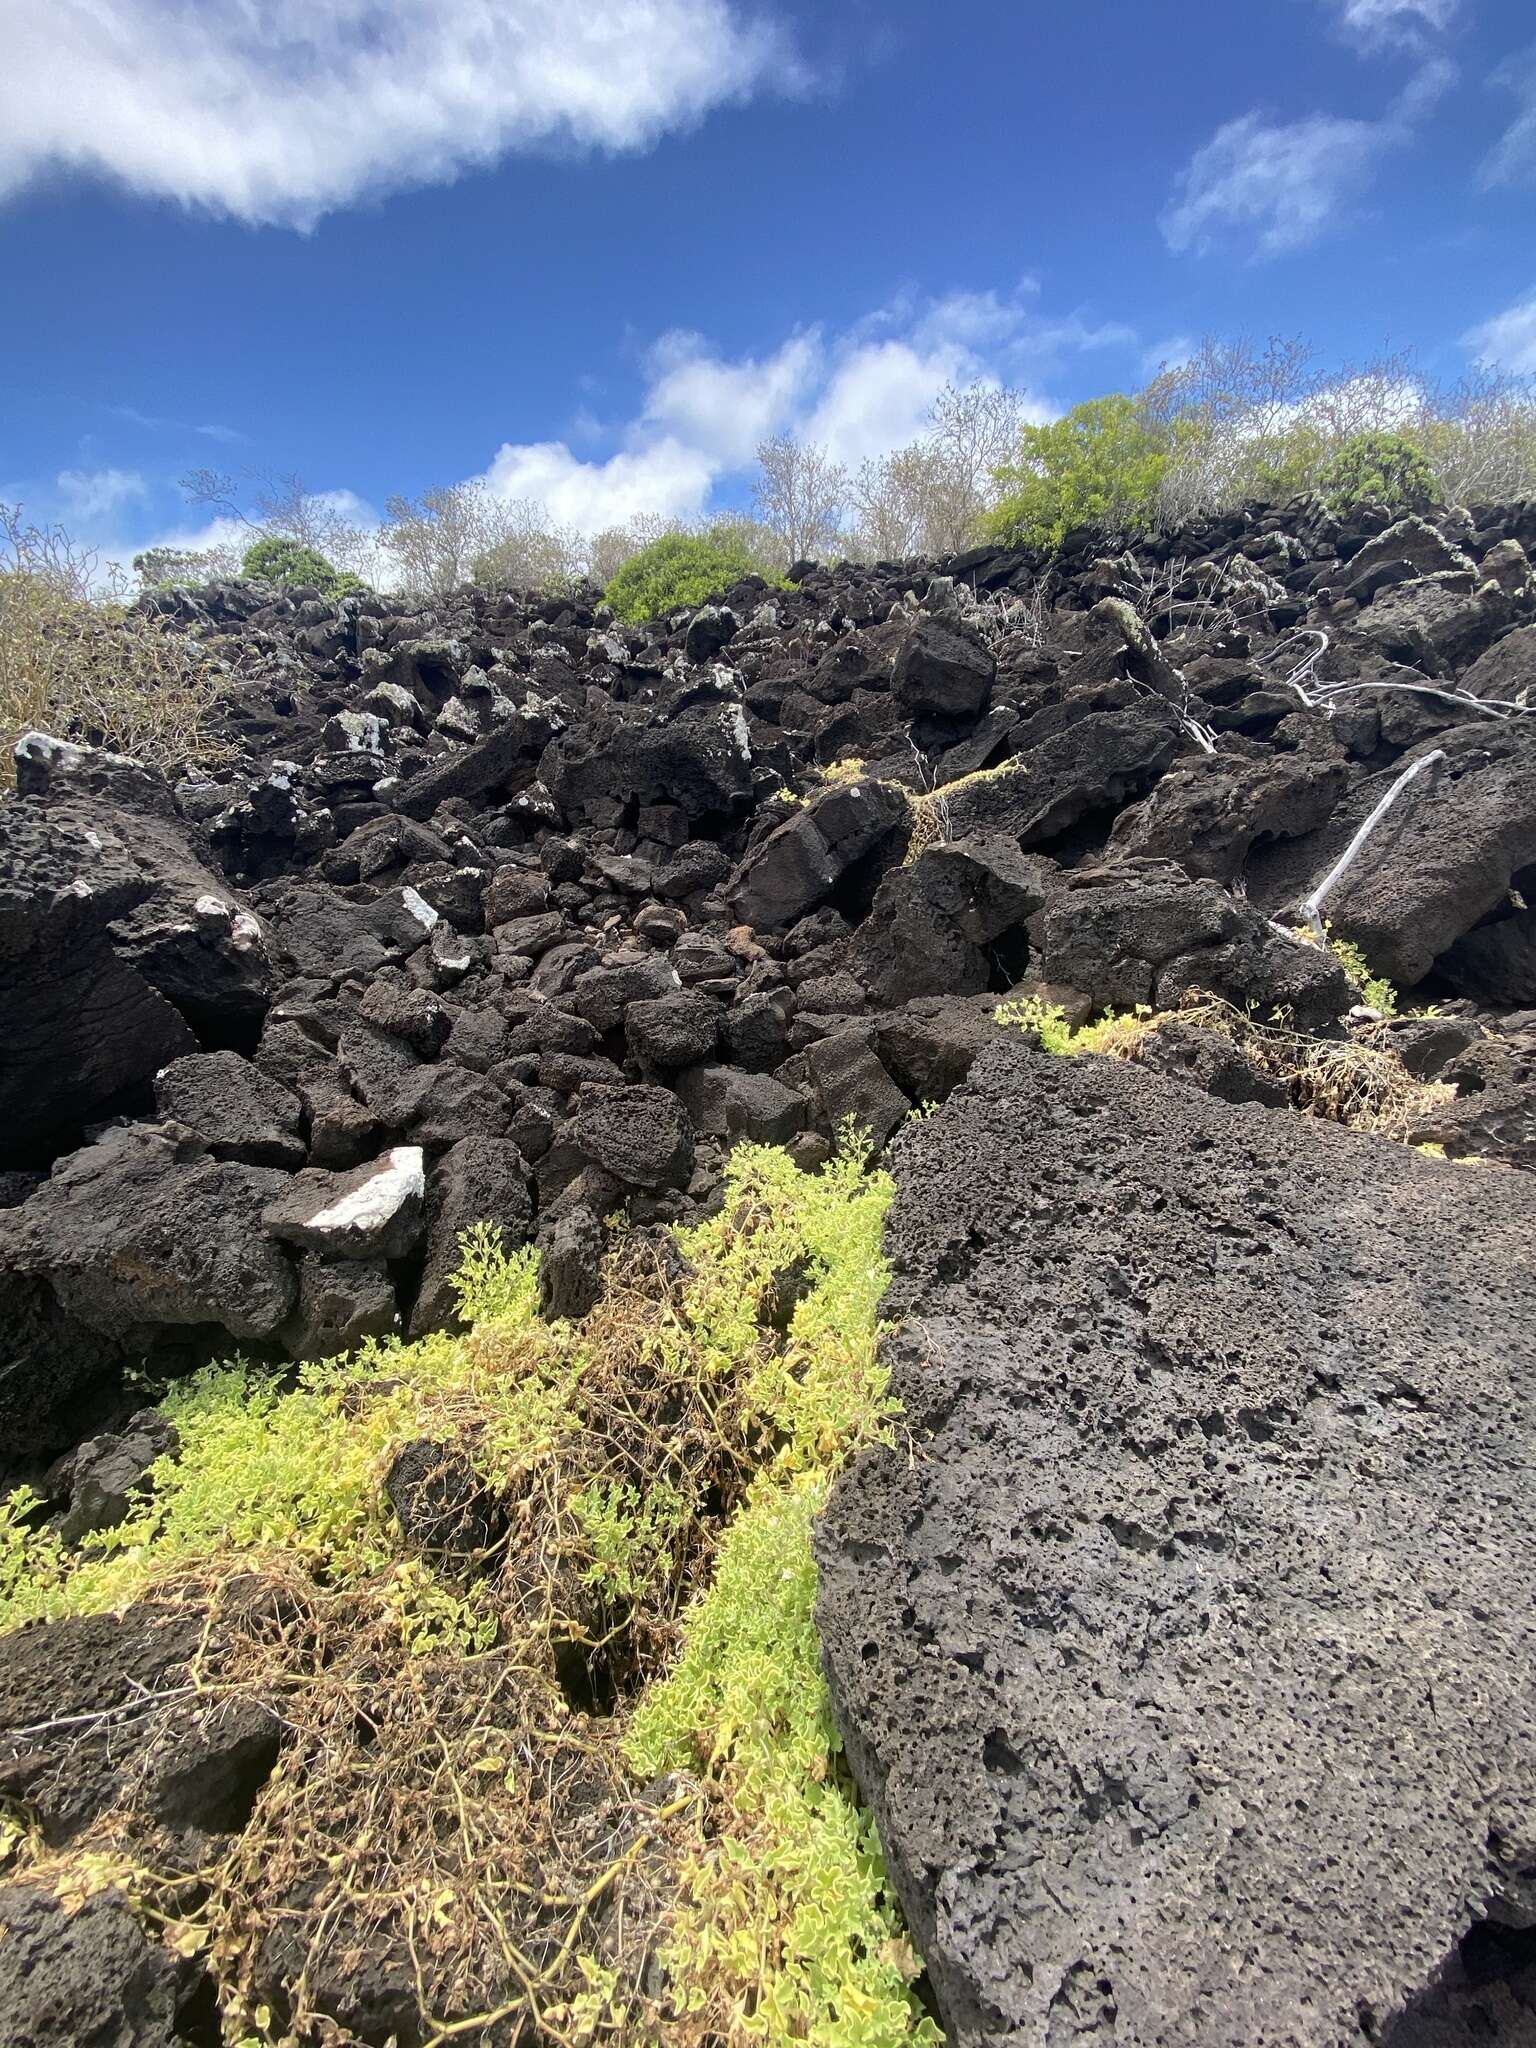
<box><xmin>240</xmin><ymin>534</ymin><xmax>367</xmax><ymax>599</ymax></box>
<box><xmin>1317</xmin><ymin>431</ymin><xmax>1435</xmax><ymax>514</ymax></box>
<box><xmin>981</xmin><ymin>394</ymin><xmax>1183</xmax><ymax>551</ymax></box>
<box><xmin>602</xmin><ymin>526</ymin><xmax>761</xmax><ymax>623</ymax></box>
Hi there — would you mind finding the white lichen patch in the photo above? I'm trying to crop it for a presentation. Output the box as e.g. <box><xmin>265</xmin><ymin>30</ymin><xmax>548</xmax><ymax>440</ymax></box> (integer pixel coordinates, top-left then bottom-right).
<box><xmin>306</xmin><ymin>1147</ymin><xmax>425</xmax><ymax>1238</ymax></box>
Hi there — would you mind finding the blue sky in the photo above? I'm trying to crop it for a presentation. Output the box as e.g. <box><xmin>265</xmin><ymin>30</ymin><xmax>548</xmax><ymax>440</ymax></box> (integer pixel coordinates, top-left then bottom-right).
<box><xmin>3</xmin><ymin>0</ymin><xmax>1535</xmax><ymax>566</ymax></box>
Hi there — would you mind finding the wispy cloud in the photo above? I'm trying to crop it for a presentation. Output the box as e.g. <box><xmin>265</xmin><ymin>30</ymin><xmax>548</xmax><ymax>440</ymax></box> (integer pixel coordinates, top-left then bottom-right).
<box><xmin>1482</xmin><ymin>41</ymin><xmax>1536</xmax><ymax>188</ymax></box>
<box><xmin>1</xmin><ymin>0</ymin><xmax>800</xmax><ymax>229</ymax></box>
<box><xmin>1463</xmin><ymin>290</ymin><xmax>1536</xmax><ymax>374</ymax></box>
<box><xmin>107</xmin><ymin>404</ymin><xmax>247</xmax><ymax>445</ymax></box>
<box><xmin>1323</xmin><ymin>0</ymin><xmax>1458</xmax><ymax>52</ymax></box>
<box><xmin>1162</xmin><ymin>60</ymin><xmax>1453</xmax><ymax>258</ymax></box>
<box><xmin>56</xmin><ymin>466</ymin><xmax>148</xmax><ymax>519</ymax></box>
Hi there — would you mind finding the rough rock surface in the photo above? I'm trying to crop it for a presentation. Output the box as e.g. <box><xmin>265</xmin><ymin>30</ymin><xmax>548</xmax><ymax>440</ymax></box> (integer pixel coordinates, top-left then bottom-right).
<box><xmin>815</xmin><ymin>1041</ymin><xmax>1536</xmax><ymax>2048</ymax></box>
<box><xmin>0</xmin><ymin>1885</ymin><xmax>199</xmax><ymax>2048</ymax></box>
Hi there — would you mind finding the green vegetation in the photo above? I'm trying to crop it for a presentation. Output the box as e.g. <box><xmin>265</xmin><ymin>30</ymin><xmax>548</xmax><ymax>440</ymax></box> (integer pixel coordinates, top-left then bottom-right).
<box><xmin>602</xmin><ymin>525</ymin><xmax>764</xmax><ymax>623</ymax></box>
<box><xmin>995</xmin><ymin>990</ymin><xmax>1451</xmax><ymax>1145</ymax></box>
<box><xmin>982</xmin><ymin>394</ymin><xmax>1182</xmax><ymax>550</ymax></box>
<box><xmin>1294</xmin><ymin>925</ymin><xmax>1402</xmax><ymax>1016</ymax></box>
<box><xmin>1317</xmin><ymin>430</ymin><xmax>1436</xmax><ymax>515</ymax></box>
<box><xmin>1</xmin><ymin>1140</ymin><xmax>936</xmax><ymax>2046</ymax></box>
<box><xmin>240</xmin><ymin>533</ymin><xmax>368</xmax><ymax>599</ymax></box>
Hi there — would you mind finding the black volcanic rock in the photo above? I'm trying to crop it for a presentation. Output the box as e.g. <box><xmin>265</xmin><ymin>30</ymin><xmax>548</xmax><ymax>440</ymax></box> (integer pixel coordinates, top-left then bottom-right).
<box><xmin>815</xmin><ymin>1041</ymin><xmax>1536</xmax><ymax>2047</ymax></box>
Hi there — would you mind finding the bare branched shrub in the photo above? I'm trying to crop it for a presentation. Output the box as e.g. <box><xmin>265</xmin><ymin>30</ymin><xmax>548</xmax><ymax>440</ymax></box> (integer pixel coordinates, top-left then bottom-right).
<box><xmin>181</xmin><ymin>467</ymin><xmax>380</xmax><ymax>583</ymax></box>
<box><xmin>846</xmin><ymin>383</ymin><xmax>1027</xmax><ymax>561</ymax></box>
<box><xmin>1141</xmin><ymin>335</ymin><xmax>1536</xmax><ymax>521</ymax></box>
<box><xmin>470</xmin><ymin>499</ymin><xmax>587</xmax><ymax>597</ymax></box>
<box><xmin>752</xmin><ymin>433</ymin><xmax>848</xmax><ymax>564</ymax></box>
<box><xmin>1116</xmin><ymin>551</ymin><xmax>1277</xmax><ymax>641</ymax></box>
<box><xmin>0</xmin><ymin>505</ymin><xmax>229</xmax><ymax>786</ymax></box>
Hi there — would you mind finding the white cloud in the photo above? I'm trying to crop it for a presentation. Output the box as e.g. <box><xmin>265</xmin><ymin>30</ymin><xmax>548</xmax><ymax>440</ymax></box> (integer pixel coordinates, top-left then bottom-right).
<box><xmin>1141</xmin><ymin>335</ymin><xmax>1195</xmax><ymax>377</ymax></box>
<box><xmin>0</xmin><ymin>0</ymin><xmax>795</xmax><ymax>228</ymax></box>
<box><xmin>56</xmin><ymin>467</ymin><xmax>147</xmax><ymax>519</ymax></box>
<box><xmin>1464</xmin><ymin>291</ymin><xmax>1536</xmax><ymax>374</ymax></box>
<box><xmin>89</xmin><ymin>289</ymin><xmax>1126</xmax><ymax>569</ymax></box>
<box><xmin>482</xmin><ymin>437</ymin><xmax>719</xmax><ymax>534</ymax></box>
<box><xmin>107</xmin><ymin>405</ymin><xmax>247</xmax><ymax>444</ymax></box>
<box><xmin>1326</xmin><ymin>0</ymin><xmax>1457</xmax><ymax>50</ymax></box>
<box><xmin>1482</xmin><ymin>42</ymin><xmax>1536</xmax><ymax>188</ymax></box>
<box><xmin>474</xmin><ymin>288</ymin><xmax>1078</xmax><ymax>531</ymax></box>
<box><xmin>641</xmin><ymin>330</ymin><xmax>821</xmax><ymax>467</ymax></box>
<box><xmin>1162</xmin><ymin>111</ymin><xmax>1391</xmax><ymax>256</ymax></box>
<box><xmin>1162</xmin><ymin>63</ymin><xmax>1450</xmax><ymax>258</ymax></box>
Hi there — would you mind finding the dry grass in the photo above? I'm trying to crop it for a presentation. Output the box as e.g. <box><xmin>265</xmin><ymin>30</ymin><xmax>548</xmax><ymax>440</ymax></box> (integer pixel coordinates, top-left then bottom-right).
<box><xmin>0</xmin><ymin>507</ymin><xmax>230</xmax><ymax>786</ymax></box>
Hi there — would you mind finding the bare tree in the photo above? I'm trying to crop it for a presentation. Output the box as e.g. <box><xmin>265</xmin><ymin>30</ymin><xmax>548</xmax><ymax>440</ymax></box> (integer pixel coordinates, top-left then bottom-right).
<box><xmin>848</xmin><ymin>442</ymin><xmax>942</xmax><ymax>560</ymax></box>
<box><xmin>925</xmin><ymin>382</ymin><xmax>1026</xmax><ymax>549</ymax></box>
<box><xmin>1424</xmin><ymin>367</ymin><xmax>1536</xmax><ymax>504</ymax></box>
<box><xmin>181</xmin><ymin>467</ymin><xmax>376</xmax><ymax>579</ymax></box>
<box><xmin>378</xmin><ymin>482</ymin><xmax>497</xmax><ymax>596</ymax></box>
<box><xmin>752</xmin><ymin>434</ymin><xmax>848</xmax><ymax>564</ymax></box>
<box><xmin>470</xmin><ymin>498</ymin><xmax>586</xmax><ymax>595</ymax></box>
<box><xmin>843</xmin><ymin>383</ymin><xmax>1027</xmax><ymax>562</ymax></box>
<box><xmin>587</xmin><ymin>513</ymin><xmax>682</xmax><ymax>588</ymax></box>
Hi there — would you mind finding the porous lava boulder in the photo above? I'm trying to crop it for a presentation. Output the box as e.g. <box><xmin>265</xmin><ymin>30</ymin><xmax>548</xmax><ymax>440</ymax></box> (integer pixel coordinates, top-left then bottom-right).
<box><xmin>153</xmin><ymin>1050</ymin><xmax>305</xmax><ymax>1167</ymax></box>
<box><xmin>0</xmin><ymin>1885</ymin><xmax>200</xmax><ymax>2048</ymax></box>
<box><xmin>1292</xmin><ymin>723</ymin><xmax>1536</xmax><ymax>987</ymax></box>
<box><xmin>0</xmin><ymin>1594</ymin><xmax>279</xmax><ymax>1847</ymax></box>
<box><xmin>892</xmin><ymin>616</ymin><xmax>996</xmax><ymax>719</ymax></box>
<box><xmin>1033</xmin><ymin>858</ymin><xmax>1350</xmax><ymax>1026</ymax></box>
<box><xmin>0</xmin><ymin>1124</ymin><xmax>296</xmax><ymax>1343</ymax></box>
<box><xmin>566</xmin><ymin>1084</ymin><xmax>694</xmax><ymax>1189</ymax></box>
<box><xmin>815</xmin><ymin>1041</ymin><xmax>1536</xmax><ymax>2048</ymax></box>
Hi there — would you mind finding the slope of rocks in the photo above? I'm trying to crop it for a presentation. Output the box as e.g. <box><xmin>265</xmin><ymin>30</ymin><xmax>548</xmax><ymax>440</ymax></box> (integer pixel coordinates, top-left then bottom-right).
<box><xmin>4</xmin><ymin>494</ymin><xmax>1536</xmax><ymax>1487</ymax></box>
<box><xmin>4</xmin><ymin>491</ymin><xmax>1536</xmax><ymax>2039</ymax></box>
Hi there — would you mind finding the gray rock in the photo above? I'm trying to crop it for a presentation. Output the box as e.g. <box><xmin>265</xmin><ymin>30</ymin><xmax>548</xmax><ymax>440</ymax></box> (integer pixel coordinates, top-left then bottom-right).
<box><xmin>728</xmin><ymin>780</ymin><xmax>909</xmax><ymax>933</ymax></box>
<box><xmin>624</xmin><ymin>990</ymin><xmax>723</xmax><ymax>1072</ymax></box>
<box><xmin>673</xmin><ymin>1063</ymin><xmax>806</xmax><ymax>1145</ymax></box>
<box><xmin>279</xmin><ymin>1255</ymin><xmax>399</xmax><ymax>1358</ymax></box>
<box><xmin>816</xmin><ymin>1042</ymin><xmax>1536</xmax><ymax>2047</ymax></box>
<box><xmin>153</xmin><ymin>1050</ymin><xmax>305</xmax><ymax>1167</ymax></box>
<box><xmin>892</xmin><ymin>616</ymin><xmax>995</xmax><ymax>719</ymax></box>
<box><xmin>1036</xmin><ymin>859</ymin><xmax>1350</xmax><ymax>1026</ymax></box>
<box><xmin>1309</xmin><ymin>725</ymin><xmax>1536</xmax><ymax>986</ymax></box>
<box><xmin>0</xmin><ymin>1885</ymin><xmax>188</xmax><ymax>2048</ymax></box>
<box><xmin>53</xmin><ymin>1410</ymin><xmax>178</xmax><ymax>1546</ymax></box>
<box><xmin>0</xmin><ymin>792</ymin><xmax>275</xmax><ymax>1165</ymax></box>
<box><xmin>1439</xmin><ymin>907</ymin><xmax>1536</xmax><ymax>1006</ymax></box>
<box><xmin>937</xmin><ymin>701</ymin><xmax>1185</xmax><ymax>849</ymax></box>
<box><xmin>566</xmin><ymin>1085</ymin><xmax>694</xmax><ymax>1189</ymax></box>
<box><xmin>537</xmin><ymin>1205</ymin><xmax>606</xmax><ymax>1321</ymax></box>
<box><xmin>802</xmin><ymin>1030</ymin><xmax>910</xmax><ymax>1146</ymax></box>
<box><xmin>383</xmin><ymin>1439</ymin><xmax>507</xmax><ymax>1565</ymax></box>
<box><xmin>0</xmin><ymin>1124</ymin><xmax>296</xmax><ymax>1342</ymax></box>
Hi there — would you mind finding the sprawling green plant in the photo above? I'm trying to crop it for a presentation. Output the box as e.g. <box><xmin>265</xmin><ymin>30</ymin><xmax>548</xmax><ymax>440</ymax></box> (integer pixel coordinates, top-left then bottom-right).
<box><xmin>1317</xmin><ymin>430</ymin><xmax>1436</xmax><ymax>514</ymax></box>
<box><xmin>0</xmin><ymin>1139</ymin><xmax>934</xmax><ymax>2046</ymax></box>
<box><xmin>602</xmin><ymin>526</ymin><xmax>762</xmax><ymax>622</ymax></box>
<box><xmin>982</xmin><ymin>394</ymin><xmax>1183</xmax><ymax>550</ymax></box>
<box><xmin>240</xmin><ymin>534</ymin><xmax>367</xmax><ymax>598</ymax></box>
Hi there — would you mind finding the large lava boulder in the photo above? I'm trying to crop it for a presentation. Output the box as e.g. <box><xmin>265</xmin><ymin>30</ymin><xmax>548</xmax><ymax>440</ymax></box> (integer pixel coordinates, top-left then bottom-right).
<box><xmin>815</xmin><ymin>1041</ymin><xmax>1536</xmax><ymax>2047</ymax></box>
<box><xmin>0</xmin><ymin>784</ymin><xmax>271</xmax><ymax>1167</ymax></box>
